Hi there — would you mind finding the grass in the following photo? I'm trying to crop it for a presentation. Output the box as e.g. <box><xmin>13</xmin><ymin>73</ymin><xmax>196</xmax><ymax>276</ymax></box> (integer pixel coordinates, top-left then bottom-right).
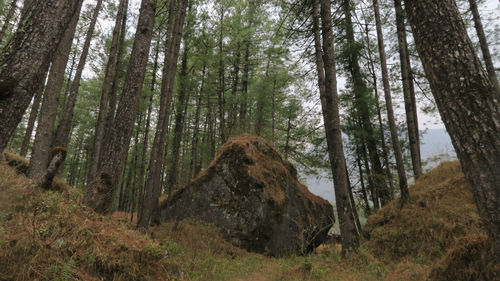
<box><xmin>0</xmin><ymin>155</ymin><xmax>496</xmax><ymax>280</ymax></box>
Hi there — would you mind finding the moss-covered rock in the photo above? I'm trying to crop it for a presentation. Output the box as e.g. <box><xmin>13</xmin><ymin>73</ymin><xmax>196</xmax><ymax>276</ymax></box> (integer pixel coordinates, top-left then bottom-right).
<box><xmin>161</xmin><ymin>134</ymin><xmax>334</xmax><ymax>257</ymax></box>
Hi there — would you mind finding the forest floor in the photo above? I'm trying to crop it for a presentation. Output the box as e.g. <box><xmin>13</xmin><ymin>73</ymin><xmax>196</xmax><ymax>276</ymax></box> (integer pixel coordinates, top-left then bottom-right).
<box><xmin>0</xmin><ymin>156</ymin><xmax>497</xmax><ymax>280</ymax></box>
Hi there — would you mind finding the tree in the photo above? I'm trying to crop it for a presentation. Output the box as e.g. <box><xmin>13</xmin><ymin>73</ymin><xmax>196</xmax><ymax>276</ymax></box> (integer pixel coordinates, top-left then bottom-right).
<box><xmin>0</xmin><ymin>1</ymin><xmax>83</xmax><ymax>156</ymax></box>
<box><xmin>137</xmin><ymin>0</ymin><xmax>187</xmax><ymax>230</ymax></box>
<box><xmin>83</xmin><ymin>0</ymin><xmax>158</xmax><ymax>214</ymax></box>
<box><xmin>28</xmin><ymin>1</ymin><xmax>83</xmax><ymax>178</ymax></box>
<box><xmin>405</xmin><ymin>0</ymin><xmax>500</xmax><ymax>263</ymax></box>
<box><xmin>312</xmin><ymin>0</ymin><xmax>359</xmax><ymax>255</ymax></box>
<box><xmin>372</xmin><ymin>0</ymin><xmax>410</xmax><ymax>206</ymax></box>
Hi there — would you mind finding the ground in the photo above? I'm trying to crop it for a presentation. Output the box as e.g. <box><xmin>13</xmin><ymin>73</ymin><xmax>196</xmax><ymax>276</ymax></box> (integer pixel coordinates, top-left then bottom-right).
<box><xmin>0</xmin><ymin>156</ymin><xmax>497</xmax><ymax>280</ymax></box>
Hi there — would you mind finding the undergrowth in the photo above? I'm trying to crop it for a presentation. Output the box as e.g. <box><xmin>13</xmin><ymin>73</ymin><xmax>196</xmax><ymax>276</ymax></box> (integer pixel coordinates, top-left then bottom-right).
<box><xmin>0</xmin><ymin>157</ymin><xmax>496</xmax><ymax>280</ymax></box>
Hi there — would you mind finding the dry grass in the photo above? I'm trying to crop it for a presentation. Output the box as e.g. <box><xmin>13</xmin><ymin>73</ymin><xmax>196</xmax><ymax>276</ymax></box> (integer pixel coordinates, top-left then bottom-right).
<box><xmin>1</xmin><ymin>153</ymin><xmax>495</xmax><ymax>280</ymax></box>
<box><xmin>0</xmin><ymin>163</ymin><xmax>181</xmax><ymax>280</ymax></box>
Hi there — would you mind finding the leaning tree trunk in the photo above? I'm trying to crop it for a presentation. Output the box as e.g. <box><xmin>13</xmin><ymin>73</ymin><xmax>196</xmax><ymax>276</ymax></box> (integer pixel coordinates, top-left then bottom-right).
<box><xmin>394</xmin><ymin>0</ymin><xmax>422</xmax><ymax>180</ymax></box>
<box><xmin>468</xmin><ymin>0</ymin><xmax>500</xmax><ymax>93</ymax></box>
<box><xmin>372</xmin><ymin>0</ymin><xmax>410</xmax><ymax>206</ymax></box>
<box><xmin>312</xmin><ymin>0</ymin><xmax>360</xmax><ymax>255</ymax></box>
<box><xmin>83</xmin><ymin>0</ymin><xmax>157</xmax><ymax>214</ymax></box>
<box><xmin>87</xmin><ymin>0</ymin><xmax>128</xmax><ymax>183</ymax></box>
<box><xmin>53</xmin><ymin>0</ymin><xmax>103</xmax><ymax>149</ymax></box>
<box><xmin>405</xmin><ymin>0</ymin><xmax>500</xmax><ymax>263</ymax></box>
<box><xmin>0</xmin><ymin>1</ymin><xmax>83</xmax><ymax>157</ymax></box>
<box><xmin>137</xmin><ymin>0</ymin><xmax>187</xmax><ymax>230</ymax></box>
<box><xmin>28</xmin><ymin>1</ymin><xmax>82</xmax><ymax>178</ymax></box>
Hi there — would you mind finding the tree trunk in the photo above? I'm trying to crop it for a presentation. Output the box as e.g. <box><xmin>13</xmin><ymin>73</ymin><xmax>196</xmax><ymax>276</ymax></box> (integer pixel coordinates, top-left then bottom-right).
<box><xmin>189</xmin><ymin>56</ymin><xmax>206</xmax><ymax>179</ymax></box>
<box><xmin>468</xmin><ymin>0</ymin><xmax>500</xmax><ymax>92</ymax></box>
<box><xmin>137</xmin><ymin>0</ymin><xmax>187</xmax><ymax>229</ymax></box>
<box><xmin>217</xmin><ymin>3</ymin><xmax>226</xmax><ymax>143</ymax></box>
<box><xmin>83</xmin><ymin>0</ymin><xmax>157</xmax><ymax>214</ymax></box>
<box><xmin>53</xmin><ymin>0</ymin><xmax>103</xmax><ymax>148</ymax></box>
<box><xmin>0</xmin><ymin>0</ymin><xmax>18</xmax><ymax>43</ymax></box>
<box><xmin>342</xmin><ymin>0</ymin><xmax>389</xmax><ymax>204</ymax></box>
<box><xmin>394</xmin><ymin>0</ymin><xmax>422</xmax><ymax>180</ymax></box>
<box><xmin>38</xmin><ymin>147</ymin><xmax>67</xmax><ymax>190</ymax></box>
<box><xmin>312</xmin><ymin>0</ymin><xmax>360</xmax><ymax>255</ymax></box>
<box><xmin>405</xmin><ymin>0</ymin><xmax>500</xmax><ymax>263</ymax></box>
<box><xmin>372</xmin><ymin>0</ymin><xmax>410</xmax><ymax>206</ymax></box>
<box><xmin>19</xmin><ymin>84</ymin><xmax>43</xmax><ymax>157</ymax></box>
<box><xmin>27</xmin><ymin>2</ymin><xmax>82</xmax><ymax>178</ymax></box>
<box><xmin>88</xmin><ymin>0</ymin><xmax>128</xmax><ymax>183</ymax></box>
<box><xmin>0</xmin><ymin>1</ymin><xmax>83</xmax><ymax>157</ymax></box>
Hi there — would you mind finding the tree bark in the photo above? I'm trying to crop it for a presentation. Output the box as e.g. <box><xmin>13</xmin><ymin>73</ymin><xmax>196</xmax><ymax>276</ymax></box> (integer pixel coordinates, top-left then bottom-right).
<box><xmin>394</xmin><ymin>0</ymin><xmax>422</xmax><ymax>179</ymax></box>
<box><xmin>19</xmin><ymin>84</ymin><xmax>43</xmax><ymax>157</ymax></box>
<box><xmin>468</xmin><ymin>0</ymin><xmax>500</xmax><ymax>93</ymax></box>
<box><xmin>27</xmin><ymin>1</ymin><xmax>82</xmax><ymax>178</ymax></box>
<box><xmin>0</xmin><ymin>0</ymin><xmax>18</xmax><ymax>43</ymax></box>
<box><xmin>137</xmin><ymin>0</ymin><xmax>187</xmax><ymax>229</ymax></box>
<box><xmin>372</xmin><ymin>0</ymin><xmax>410</xmax><ymax>206</ymax></box>
<box><xmin>83</xmin><ymin>0</ymin><xmax>158</xmax><ymax>214</ymax></box>
<box><xmin>87</xmin><ymin>0</ymin><xmax>128</xmax><ymax>183</ymax></box>
<box><xmin>405</xmin><ymin>0</ymin><xmax>500</xmax><ymax>263</ymax></box>
<box><xmin>217</xmin><ymin>3</ymin><xmax>226</xmax><ymax>143</ymax></box>
<box><xmin>312</xmin><ymin>0</ymin><xmax>360</xmax><ymax>255</ymax></box>
<box><xmin>0</xmin><ymin>1</ymin><xmax>83</xmax><ymax>157</ymax></box>
<box><xmin>53</xmin><ymin>0</ymin><xmax>103</xmax><ymax>148</ymax></box>
<box><xmin>38</xmin><ymin>147</ymin><xmax>67</xmax><ymax>190</ymax></box>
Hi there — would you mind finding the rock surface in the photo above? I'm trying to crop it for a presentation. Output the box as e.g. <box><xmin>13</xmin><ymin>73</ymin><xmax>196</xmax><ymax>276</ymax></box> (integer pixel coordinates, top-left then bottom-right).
<box><xmin>161</xmin><ymin>134</ymin><xmax>334</xmax><ymax>256</ymax></box>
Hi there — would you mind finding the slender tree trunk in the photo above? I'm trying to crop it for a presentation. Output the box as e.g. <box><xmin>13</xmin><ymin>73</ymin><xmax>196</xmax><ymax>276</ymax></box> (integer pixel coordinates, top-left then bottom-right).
<box><xmin>468</xmin><ymin>0</ymin><xmax>500</xmax><ymax>92</ymax></box>
<box><xmin>217</xmin><ymin>4</ymin><xmax>226</xmax><ymax>143</ymax></box>
<box><xmin>229</xmin><ymin>41</ymin><xmax>240</xmax><ymax>136</ymax></box>
<box><xmin>394</xmin><ymin>0</ymin><xmax>422</xmax><ymax>180</ymax></box>
<box><xmin>137</xmin><ymin>0</ymin><xmax>187</xmax><ymax>229</ymax></box>
<box><xmin>364</xmin><ymin>21</ymin><xmax>395</xmax><ymax>199</ymax></box>
<box><xmin>166</xmin><ymin>44</ymin><xmax>190</xmax><ymax>195</ymax></box>
<box><xmin>104</xmin><ymin>0</ymin><xmax>129</xmax><ymax>138</ymax></box>
<box><xmin>83</xmin><ymin>0</ymin><xmax>158</xmax><ymax>214</ymax></box>
<box><xmin>137</xmin><ymin>36</ymin><xmax>160</xmax><ymax>221</ymax></box>
<box><xmin>0</xmin><ymin>1</ymin><xmax>83</xmax><ymax>157</ymax></box>
<box><xmin>372</xmin><ymin>0</ymin><xmax>410</xmax><ymax>206</ymax></box>
<box><xmin>356</xmin><ymin>148</ymin><xmax>371</xmax><ymax>216</ymax></box>
<box><xmin>313</xmin><ymin>0</ymin><xmax>359</xmax><ymax>255</ymax></box>
<box><xmin>239</xmin><ymin>40</ymin><xmax>250</xmax><ymax>131</ymax></box>
<box><xmin>27</xmin><ymin>2</ymin><xmax>82</xmax><ymax>178</ymax></box>
<box><xmin>0</xmin><ymin>0</ymin><xmax>18</xmax><ymax>43</ymax></box>
<box><xmin>405</xmin><ymin>0</ymin><xmax>500</xmax><ymax>263</ymax></box>
<box><xmin>88</xmin><ymin>0</ymin><xmax>128</xmax><ymax>183</ymax></box>
<box><xmin>53</xmin><ymin>0</ymin><xmax>103</xmax><ymax>149</ymax></box>
<box><xmin>189</xmin><ymin>58</ymin><xmax>206</xmax><ymax>179</ymax></box>
<box><xmin>342</xmin><ymin>0</ymin><xmax>389</xmax><ymax>204</ymax></box>
<box><xmin>19</xmin><ymin>84</ymin><xmax>43</xmax><ymax>157</ymax></box>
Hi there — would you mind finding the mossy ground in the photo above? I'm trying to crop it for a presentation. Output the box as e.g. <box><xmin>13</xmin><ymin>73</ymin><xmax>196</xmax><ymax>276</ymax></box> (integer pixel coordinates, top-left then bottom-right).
<box><xmin>0</xmin><ymin>156</ymin><xmax>496</xmax><ymax>280</ymax></box>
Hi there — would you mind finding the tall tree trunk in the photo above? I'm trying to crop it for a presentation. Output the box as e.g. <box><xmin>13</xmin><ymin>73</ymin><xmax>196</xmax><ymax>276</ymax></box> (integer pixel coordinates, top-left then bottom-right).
<box><xmin>27</xmin><ymin>2</ymin><xmax>82</xmax><ymax>178</ymax></box>
<box><xmin>394</xmin><ymin>0</ymin><xmax>422</xmax><ymax>179</ymax></box>
<box><xmin>88</xmin><ymin>0</ymin><xmax>128</xmax><ymax>183</ymax></box>
<box><xmin>19</xmin><ymin>84</ymin><xmax>43</xmax><ymax>157</ymax></box>
<box><xmin>137</xmin><ymin>0</ymin><xmax>187</xmax><ymax>229</ymax></box>
<box><xmin>372</xmin><ymin>0</ymin><xmax>410</xmax><ymax>206</ymax></box>
<box><xmin>239</xmin><ymin>40</ymin><xmax>250</xmax><ymax>131</ymax></box>
<box><xmin>468</xmin><ymin>0</ymin><xmax>500</xmax><ymax>92</ymax></box>
<box><xmin>312</xmin><ymin>0</ymin><xmax>360</xmax><ymax>255</ymax></box>
<box><xmin>166</xmin><ymin>43</ymin><xmax>190</xmax><ymax>196</ymax></box>
<box><xmin>137</xmin><ymin>35</ymin><xmax>160</xmax><ymax>221</ymax></box>
<box><xmin>0</xmin><ymin>0</ymin><xmax>18</xmax><ymax>43</ymax></box>
<box><xmin>342</xmin><ymin>0</ymin><xmax>389</xmax><ymax>204</ymax></box>
<box><xmin>405</xmin><ymin>0</ymin><xmax>500</xmax><ymax>263</ymax></box>
<box><xmin>189</xmin><ymin>57</ymin><xmax>206</xmax><ymax>179</ymax></box>
<box><xmin>0</xmin><ymin>1</ymin><xmax>83</xmax><ymax>157</ymax></box>
<box><xmin>217</xmin><ymin>4</ymin><xmax>226</xmax><ymax>143</ymax></box>
<box><xmin>83</xmin><ymin>0</ymin><xmax>158</xmax><ymax>214</ymax></box>
<box><xmin>53</xmin><ymin>0</ymin><xmax>103</xmax><ymax>148</ymax></box>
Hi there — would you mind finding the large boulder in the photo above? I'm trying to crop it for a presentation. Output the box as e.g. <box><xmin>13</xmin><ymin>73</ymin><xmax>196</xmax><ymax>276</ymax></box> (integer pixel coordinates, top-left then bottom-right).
<box><xmin>161</xmin><ymin>134</ymin><xmax>334</xmax><ymax>256</ymax></box>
